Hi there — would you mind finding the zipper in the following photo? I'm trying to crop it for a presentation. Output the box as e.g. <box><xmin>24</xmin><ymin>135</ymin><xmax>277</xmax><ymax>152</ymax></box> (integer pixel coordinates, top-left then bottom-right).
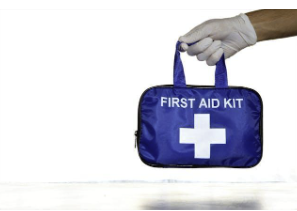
<box><xmin>134</xmin><ymin>131</ymin><xmax>138</xmax><ymax>148</ymax></box>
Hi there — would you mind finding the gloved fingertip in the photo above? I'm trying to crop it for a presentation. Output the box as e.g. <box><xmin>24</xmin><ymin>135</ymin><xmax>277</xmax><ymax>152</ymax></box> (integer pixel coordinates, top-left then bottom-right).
<box><xmin>196</xmin><ymin>54</ymin><xmax>205</xmax><ymax>61</ymax></box>
<box><xmin>206</xmin><ymin>59</ymin><xmax>216</xmax><ymax>66</ymax></box>
<box><xmin>179</xmin><ymin>43</ymin><xmax>188</xmax><ymax>52</ymax></box>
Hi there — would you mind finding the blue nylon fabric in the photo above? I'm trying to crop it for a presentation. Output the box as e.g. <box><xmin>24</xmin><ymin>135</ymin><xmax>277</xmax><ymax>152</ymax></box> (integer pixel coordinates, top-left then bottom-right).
<box><xmin>174</xmin><ymin>41</ymin><xmax>186</xmax><ymax>87</ymax></box>
<box><xmin>174</xmin><ymin>41</ymin><xmax>228</xmax><ymax>88</ymax></box>
<box><xmin>215</xmin><ymin>54</ymin><xmax>228</xmax><ymax>88</ymax></box>
<box><xmin>138</xmin><ymin>87</ymin><xmax>262</xmax><ymax>167</ymax></box>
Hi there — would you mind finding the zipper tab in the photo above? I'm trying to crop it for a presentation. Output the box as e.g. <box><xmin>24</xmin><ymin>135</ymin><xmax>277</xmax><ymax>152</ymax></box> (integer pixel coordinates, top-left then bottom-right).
<box><xmin>134</xmin><ymin>131</ymin><xmax>138</xmax><ymax>148</ymax></box>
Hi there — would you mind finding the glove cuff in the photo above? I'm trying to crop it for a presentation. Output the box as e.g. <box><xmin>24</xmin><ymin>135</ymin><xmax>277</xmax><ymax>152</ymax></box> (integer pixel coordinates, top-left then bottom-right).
<box><xmin>238</xmin><ymin>13</ymin><xmax>257</xmax><ymax>46</ymax></box>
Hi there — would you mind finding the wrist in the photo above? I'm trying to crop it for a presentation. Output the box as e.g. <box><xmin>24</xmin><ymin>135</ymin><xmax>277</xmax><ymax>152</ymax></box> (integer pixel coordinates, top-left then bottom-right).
<box><xmin>246</xmin><ymin>12</ymin><xmax>266</xmax><ymax>42</ymax></box>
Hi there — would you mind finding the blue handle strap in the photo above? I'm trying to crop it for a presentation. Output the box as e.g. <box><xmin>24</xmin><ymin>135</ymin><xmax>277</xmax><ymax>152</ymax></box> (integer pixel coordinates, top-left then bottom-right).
<box><xmin>174</xmin><ymin>41</ymin><xmax>228</xmax><ymax>88</ymax></box>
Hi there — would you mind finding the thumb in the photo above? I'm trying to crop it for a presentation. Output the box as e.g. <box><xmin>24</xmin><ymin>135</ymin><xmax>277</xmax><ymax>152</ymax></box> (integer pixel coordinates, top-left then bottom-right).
<box><xmin>179</xmin><ymin>24</ymin><xmax>208</xmax><ymax>44</ymax></box>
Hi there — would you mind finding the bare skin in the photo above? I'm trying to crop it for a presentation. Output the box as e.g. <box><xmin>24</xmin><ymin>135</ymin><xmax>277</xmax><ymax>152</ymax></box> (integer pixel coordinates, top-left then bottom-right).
<box><xmin>247</xmin><ymin>9</ymin><xmax>297</xmax><ymax>41</ymax></box>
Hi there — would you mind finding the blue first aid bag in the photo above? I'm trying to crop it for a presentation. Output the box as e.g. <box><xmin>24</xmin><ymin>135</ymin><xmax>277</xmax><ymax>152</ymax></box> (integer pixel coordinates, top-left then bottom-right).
<box><xmin>136</xmin><ymin>41</ymin><xmax>263</xmax><ymax>168</ymax></box>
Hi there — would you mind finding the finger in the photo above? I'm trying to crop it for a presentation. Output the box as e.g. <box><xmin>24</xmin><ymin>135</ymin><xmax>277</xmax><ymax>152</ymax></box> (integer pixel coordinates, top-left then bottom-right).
<box><xmin>196</xmin><ymin>40</ymin><xmax>221</xmax><ymax>61</ymax></box>
<box><xmin>179</xmin><ymin>23</ymin><xmax>209</xmax><ymax>43</ymax></box>
<box><xmin>179</xmin><ymin>42</ymin><xmax>189</xmax><ymax>52</ymax></box>
<box><xmin>187</xmin><ymin>37</ymin><xmax>213</xmax><ymax>56</ymax></box>
<box><xmin>206</xmin><ymin>48</ymin><xmax>224</xmax><ymax>66</ymax></box>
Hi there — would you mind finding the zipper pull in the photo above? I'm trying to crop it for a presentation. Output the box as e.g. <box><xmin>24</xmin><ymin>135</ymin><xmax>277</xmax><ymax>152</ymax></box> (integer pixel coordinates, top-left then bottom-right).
<box><xmin>134</xmin><ymin>131</ymin><xmax>138</xmax><ymax>148</ymax></box>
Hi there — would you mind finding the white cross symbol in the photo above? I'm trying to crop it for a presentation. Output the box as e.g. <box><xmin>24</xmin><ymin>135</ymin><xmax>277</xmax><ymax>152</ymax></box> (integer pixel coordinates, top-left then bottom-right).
<box><xmin>179</xmin><ymin>114</ymin><xmax>226</xmax><ymax>159</ymax></box>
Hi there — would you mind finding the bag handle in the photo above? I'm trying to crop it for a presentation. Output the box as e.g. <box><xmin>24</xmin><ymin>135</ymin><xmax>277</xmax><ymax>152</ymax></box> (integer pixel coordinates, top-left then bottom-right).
<box><xmin>174</xmin><ymin>41</ymin><xmax>228</xmax><ymax>88</ymax></box>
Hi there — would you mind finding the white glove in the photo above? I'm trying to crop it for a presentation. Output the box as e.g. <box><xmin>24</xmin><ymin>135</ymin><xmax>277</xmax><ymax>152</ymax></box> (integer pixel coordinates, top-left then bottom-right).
<box><xmin>179</xmin><ymin>13</ymin><xmax>257</xmax><ymax>66</ymax></box>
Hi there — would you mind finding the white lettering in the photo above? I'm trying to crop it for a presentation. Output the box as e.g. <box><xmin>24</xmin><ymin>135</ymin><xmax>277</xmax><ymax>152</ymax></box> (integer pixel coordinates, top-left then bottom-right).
<box><xmin>199</xmin><ymin>98</ymin><xmax>207</xmax><ymax>108</ymax></box>
<box><xmin>181</xmin><ymin>98</ymin><xmax>187</xmax><ymax>108</ymax></box>
<box><xmin>188</xmin><ymin>98</ymin><xmax>195</xmax><ymax>108</ymax></box>
<box><xmin>224</xmin><ymin>98</ymin><xmax>233</xmax><ymax>108</ymax></box>
<box><xmin>161</xmin><ymin>97</ymin><xmax>167</xmax><ymax>107</ymax></box>
<box><xmin>236</xmin><ymin>99</ymin><xmax>243</xmax><ymax>108</ymax></box>
<box><xmin>212</xmin><ymin>99</ymin><xmax>220</xmax><ymax>108</ymax></box>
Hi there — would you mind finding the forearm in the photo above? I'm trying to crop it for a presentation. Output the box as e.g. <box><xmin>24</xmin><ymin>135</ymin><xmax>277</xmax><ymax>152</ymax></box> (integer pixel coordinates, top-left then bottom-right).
<box><xmin>247</xmin><ymin>9</ymin><xmax>297</xmax><ymax>41</ymax></box>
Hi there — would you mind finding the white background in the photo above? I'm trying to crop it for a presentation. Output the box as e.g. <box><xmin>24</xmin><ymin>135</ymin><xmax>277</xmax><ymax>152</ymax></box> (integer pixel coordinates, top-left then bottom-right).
<box><xmin>0</xmin><ymin>3</ymin><xmax>296</xmax><ymax>182</ymax></box>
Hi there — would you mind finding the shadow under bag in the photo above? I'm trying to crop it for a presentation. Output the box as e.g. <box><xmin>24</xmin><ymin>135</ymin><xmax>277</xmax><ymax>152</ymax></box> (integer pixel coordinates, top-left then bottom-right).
<box><xmin>136</xmin><ymin>41</ymin><xmax>263</xmax><ymax>168</ymax></box>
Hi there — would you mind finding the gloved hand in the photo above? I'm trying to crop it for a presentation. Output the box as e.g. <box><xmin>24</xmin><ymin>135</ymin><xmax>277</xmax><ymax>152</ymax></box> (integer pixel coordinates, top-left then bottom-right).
<box><xmin>179</xmin><ymin>13</ymin><xmax>257</xmax><ymax>66</ymax></box>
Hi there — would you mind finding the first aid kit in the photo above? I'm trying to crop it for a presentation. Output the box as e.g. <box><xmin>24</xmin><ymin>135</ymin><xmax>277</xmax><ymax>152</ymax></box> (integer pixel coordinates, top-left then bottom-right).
<box><xmin>135</xmin><ymin>41</ymin><xmax>263</xmax><ymax>168</ymax></box>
